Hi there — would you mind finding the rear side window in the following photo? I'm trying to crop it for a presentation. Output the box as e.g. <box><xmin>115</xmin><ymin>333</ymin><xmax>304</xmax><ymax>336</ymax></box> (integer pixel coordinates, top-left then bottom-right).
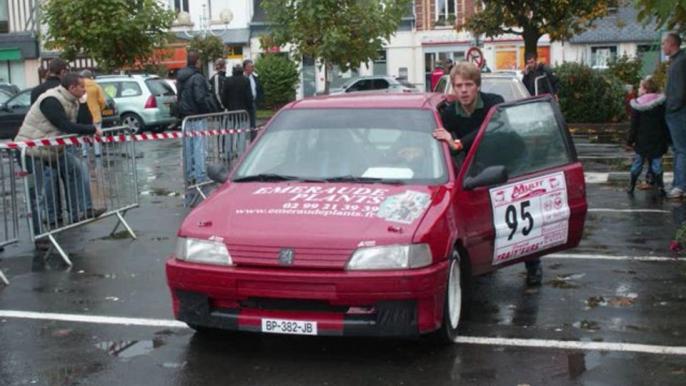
<box><xmin>468</xmin><ymin>100</ymin><xmax>572</xmax><ymax>178</ymax></box>
<box><xmin>120</xmin><ymin>82</ymin><xmax>142</xmax><ymax>97</ymax></box>
<box><xmin>100</xmin><ymin>82</ymin><xmax>119</xmax><ymax>99</ymax></box>
<box><xmin>373</xmin><ymin>79</ymin><xmax>389</xmax><ymax>89</ymax></box>
<box><xmin>145</xmin><ymin>79</ymin><xmax>175</xmax><ymax>96</ymax></box>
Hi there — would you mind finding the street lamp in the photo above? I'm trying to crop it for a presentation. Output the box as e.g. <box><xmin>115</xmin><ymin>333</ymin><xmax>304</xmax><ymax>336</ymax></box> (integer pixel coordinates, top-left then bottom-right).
<box><xmin>176</xmin><ymin>3</ymin><xmax>233</xmax><ymax>39</ymax></box>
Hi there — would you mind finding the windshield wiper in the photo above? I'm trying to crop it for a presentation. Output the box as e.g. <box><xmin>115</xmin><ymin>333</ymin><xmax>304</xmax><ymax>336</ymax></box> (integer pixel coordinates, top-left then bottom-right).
<box><xmin>324</xmin><ymin>175</ymin><xmax>406</xmax><ymax>185</ymax></box>
<box><xmin>233</xmin><ymin>174</ymin><xmax>325</xmax><ymax>183</ymax></box>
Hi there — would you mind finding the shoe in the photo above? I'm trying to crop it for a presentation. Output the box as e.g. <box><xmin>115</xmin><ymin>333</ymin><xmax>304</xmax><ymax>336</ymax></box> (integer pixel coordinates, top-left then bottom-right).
<box><xmin>667</xmin><ymin>188</ymin><xmax>684</xmax><ymax>198</ymax></box>
<box><xmin>627</xmin><ymin>173</ymin><xmax>639</xmax><ymax>195</ymax></box>
<box><xmin>80</xmin><ymin>208</ymin><xmax>107</xmax><ymax>220</ymax></box>
<box><xmin>34</xmin><ymin>239</ymin><xmax>51</xmax><ymax>252</ymax></box>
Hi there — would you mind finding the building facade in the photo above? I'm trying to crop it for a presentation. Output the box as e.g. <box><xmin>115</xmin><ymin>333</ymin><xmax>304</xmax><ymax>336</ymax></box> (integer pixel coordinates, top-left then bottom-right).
<box><xmin>0</xmin><ymin>0</ymin><xmax>41</xmax><ymax>89</ymax></box>
<box><xmin>566</xmin><ymin>3</ymin><xmax>662</xmax><ymax>76</ymax></box>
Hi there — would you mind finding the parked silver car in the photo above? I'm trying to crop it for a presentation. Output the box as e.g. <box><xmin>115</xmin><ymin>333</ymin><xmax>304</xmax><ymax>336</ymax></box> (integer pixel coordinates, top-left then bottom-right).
<box><xmin>322</xmin><ymin>76</ymin><xmax>419</xmax><ymax>95</ymax></box>
<box><xmin>95</xmin><ymin>74</ymin><xmax>177</xmax><ymax>133</ymax></box>
<box><xmin>433</xmin><ymin>73</ymin><xmax>530</xmax><ymax>101</ymax></box>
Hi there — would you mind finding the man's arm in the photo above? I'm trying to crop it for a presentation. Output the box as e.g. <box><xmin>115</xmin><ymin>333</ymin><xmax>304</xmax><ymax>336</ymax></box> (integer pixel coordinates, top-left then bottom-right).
<box><xmin>40</xmin><ymin>97</ymin><xmax>97</xmax><ymax>135</ymax></box>
<box><xmin>671</xmin><ymin>57</ymin><xmax>686</xmax><ymax>111</ymax></box>
<box><xmin>245</xmin><ymin>79</ymin><xmax>254</xmax><ymax>112</ymax></box>
<box><xmin>192</xmin><ymin>74</ymin><xmax>213</xmax><ymax>114</ymax></box>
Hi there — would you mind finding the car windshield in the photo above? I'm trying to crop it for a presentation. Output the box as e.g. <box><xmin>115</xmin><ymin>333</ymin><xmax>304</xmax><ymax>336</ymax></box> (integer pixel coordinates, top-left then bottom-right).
<box><xmin>481</xmin><ymin>77</ymin><xmax>529</xmax><ymax>101</ymax></box>
<box><xmin>145</xmin><ymin>78</ymin><xmax>175</xmax><ymax>96</ymax></box>
<box><xmin>233</xmin><ymin>108</ymin><xmax>448</xmax><ymax>185</ymax></box>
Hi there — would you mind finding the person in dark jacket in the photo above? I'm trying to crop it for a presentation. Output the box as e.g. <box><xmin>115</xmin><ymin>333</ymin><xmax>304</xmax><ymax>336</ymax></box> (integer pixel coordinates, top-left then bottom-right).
<box><xmin>177</xmin><ymin>51</ymin><xmax>215</xmax><ymax>205</ymax></box>
<box><xmin>626</xmin><ymin>77</ymin><xmax>670</xmax><ymax>196</ymax></box>
<box><xmin>221</xmin><ymin>64</ymin><xmax>254</xmax><ymax>159</ymax></box>
<box><xmin>209</xmin><ymin>58</ymin><xmax>227</xmax><ymax>111</ymax></box>
<box><xmin>522</xmin><ymin>53</ymin><xmax>560</xmax><ymax>98</ymax></box>
<box><xmin>433</xmin><ymin>62</ymin><xmax>504</xmax><ymax>155</ymax></box>
<box><xmin>433</xmin><ymin>62</ymin><xmax>542</xmax><ymax>286</ymax></box>
<box><xmin>176</xmin><ymin>51</ymin><xmax>215</xmax><ymax>118</ymax></box>
<box><xmin>30</xmin><ymin>58</ymin><xmax>68</xmax><ymax>105</ymax></box>
<box><xmin>662</xmin><ymin>32</ymin><xmax>686</xmax><ymax>198</ymax></box>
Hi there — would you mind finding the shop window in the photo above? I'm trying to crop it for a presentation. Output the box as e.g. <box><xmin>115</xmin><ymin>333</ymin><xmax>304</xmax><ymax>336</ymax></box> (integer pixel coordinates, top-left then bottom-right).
<box><xmin>227</xmin><ymin>46</ymin><xmax>243</xmax><ymax>60</ymax></box>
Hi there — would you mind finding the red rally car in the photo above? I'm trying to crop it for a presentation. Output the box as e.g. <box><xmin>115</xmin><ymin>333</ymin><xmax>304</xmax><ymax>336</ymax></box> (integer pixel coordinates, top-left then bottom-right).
<box><xmin>166</xmin><ymin>93</ymin><xmax>587</xmax><ymax>343</ymax></box>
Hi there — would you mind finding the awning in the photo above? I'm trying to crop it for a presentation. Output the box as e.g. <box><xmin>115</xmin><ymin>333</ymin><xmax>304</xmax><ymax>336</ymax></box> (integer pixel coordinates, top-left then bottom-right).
<box><xmin>0</xmin><ymin>48</ymin><xmax>21</xmax><ymax>61</ymax></box>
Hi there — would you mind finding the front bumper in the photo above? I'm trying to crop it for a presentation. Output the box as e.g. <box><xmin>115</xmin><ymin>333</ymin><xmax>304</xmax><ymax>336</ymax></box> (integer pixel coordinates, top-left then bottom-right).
<box><xmin>166</xmin><ymin>258</ymin><xmax>449</xmax><ymax>337</ymax></box>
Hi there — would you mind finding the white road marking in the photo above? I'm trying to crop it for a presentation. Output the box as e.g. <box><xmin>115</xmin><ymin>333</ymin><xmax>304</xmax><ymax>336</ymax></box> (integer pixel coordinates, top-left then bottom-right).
<box><xmin>0</xmin><ymin>310</ymin><xmax>187</xmax><ymax>328</ymax></box>
<box><xmin>455</xmin><ymin>336</ymin><xmax>686</xmax><ymax>355</ymax></box>
<box><xmin>547</xmin><ymin>253</ymin><xmax>681</xmax><ymax>262</ymax></box>
<box><xmin>588</xmin><ymin>208</ymin><xmax>671</xmax><ymax>214</ymax></box>
<box><xmin>1</xmin><ymin>310</ymin><xmax>685</xmax><ymax>355</ymax></box>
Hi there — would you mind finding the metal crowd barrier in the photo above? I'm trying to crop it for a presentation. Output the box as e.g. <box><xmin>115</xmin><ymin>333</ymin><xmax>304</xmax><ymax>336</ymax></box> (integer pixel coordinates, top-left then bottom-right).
<box><xmin>181</xmin><ymin>110</ymin><xmax>251</xmax><ymax>207</ymax></box>
<box><xmin>0</xmin><ymin>147</ymin><xmax>21</xmax><ymax>285</ymax></box>
<box><xmin>20</xmin><ymin>126</ymin><xmax>139</xmax><ymax>266</ymax></box>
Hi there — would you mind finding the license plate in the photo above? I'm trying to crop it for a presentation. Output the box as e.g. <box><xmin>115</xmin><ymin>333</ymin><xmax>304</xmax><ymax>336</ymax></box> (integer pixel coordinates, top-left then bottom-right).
<box><xmin>102</xmin><ymin>109</ymin><xmax>114</xmax><ymax>116</ymax></box>
<box><xmin>261</xmin><ymin>318</ymin><xmax>317</xmax><ymax>335</ymax></box>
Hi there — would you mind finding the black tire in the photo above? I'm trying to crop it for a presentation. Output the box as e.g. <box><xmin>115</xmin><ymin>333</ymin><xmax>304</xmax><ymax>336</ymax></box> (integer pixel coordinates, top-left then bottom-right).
<box><xmin>149</xmin><ymin>125</ymin><xmax>166</xmax><ymax>134</ymax></box>
<box><xmin>121</xmin><ymin>113</ymin><xmax>145</xmax><ymax>134</ymax></box>
<box><xmin>430</xmin><ymin>249</ymin><xmax>466</xmax><ymax>344</ymax></box>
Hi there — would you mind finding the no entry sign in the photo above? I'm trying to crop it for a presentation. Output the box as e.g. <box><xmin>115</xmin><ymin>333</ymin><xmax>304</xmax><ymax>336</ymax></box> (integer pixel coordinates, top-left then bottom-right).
<box><xmin>466</xmin><ymin>46</ymin><xmax>484</xmax><ymax>68</ymax></box>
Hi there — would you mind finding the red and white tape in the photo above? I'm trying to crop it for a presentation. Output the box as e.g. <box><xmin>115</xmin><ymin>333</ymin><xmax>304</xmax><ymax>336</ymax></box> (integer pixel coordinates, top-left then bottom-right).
<box><xmin>0</xmin><ymin>127</ymin><xmax>260</xmax><ymax>150</ymax></box>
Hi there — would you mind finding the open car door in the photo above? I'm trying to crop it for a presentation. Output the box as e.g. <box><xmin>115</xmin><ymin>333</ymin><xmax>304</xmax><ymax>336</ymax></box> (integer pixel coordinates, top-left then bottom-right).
<box><xmin>453</xmin><ymin>96</ymin><xmax>587</xmax><ymax>275</ymax></box>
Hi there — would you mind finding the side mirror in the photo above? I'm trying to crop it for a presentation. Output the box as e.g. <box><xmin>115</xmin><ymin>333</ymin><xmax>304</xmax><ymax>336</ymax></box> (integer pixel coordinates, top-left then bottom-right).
<box><xmin>207</xmin><ymin>163</ymin><xmax>229</xmax><ymax>184</ymax></box>
<box><xmin>463</xmin><ymin>165</ymin><xmax>508</xmax><ymax>190</ymax></box>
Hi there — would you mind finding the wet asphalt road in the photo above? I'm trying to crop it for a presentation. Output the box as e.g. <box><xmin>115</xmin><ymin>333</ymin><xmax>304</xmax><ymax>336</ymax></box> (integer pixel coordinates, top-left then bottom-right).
<box><xmin>1</xmin><ymin>136</ymin><xmax>686</xmax><ymax>386</ymax></box>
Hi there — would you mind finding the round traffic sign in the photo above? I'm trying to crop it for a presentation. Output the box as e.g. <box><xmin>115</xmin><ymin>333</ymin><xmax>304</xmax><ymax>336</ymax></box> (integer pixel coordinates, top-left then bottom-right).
<box><xmin>466</xmin><ymin>47</ymin><xmax>484</xmax><ymax>68</ymax></box>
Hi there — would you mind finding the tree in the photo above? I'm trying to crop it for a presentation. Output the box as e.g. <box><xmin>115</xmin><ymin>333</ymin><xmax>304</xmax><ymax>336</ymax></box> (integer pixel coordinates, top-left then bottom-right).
<box><xmin>261</xmin><ymin>0</ymin><xmax>411</xmax><ymax>94</ymax></box>
<box><xmin>457</xmin><ymin>0</ymin><xmax>615</xmax><ymax>59</ymax></box>
<box><xmin>636</xmin><ymin>0</ymin><xmax>686</xmax><ymax>33</ymax></box>
<box><xmin>255</xmin><ymin>53</ymin><xmax>300</xmax><ymax>109</ymax></box>
<box><xmin>188</xmin><ymin>35</ymin><xmax>227</xmax><ymax>75</ymax></box>
<box><xmin>41</xmin><ymin>0</ymin><xmax>176</xmax><ymax>73</ymax></box>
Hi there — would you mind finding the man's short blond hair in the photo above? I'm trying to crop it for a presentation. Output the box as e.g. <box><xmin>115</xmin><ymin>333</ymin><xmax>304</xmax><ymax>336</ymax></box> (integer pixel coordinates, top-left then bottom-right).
<box><xmin>450</xmin><ymin>62</ymin><xmax>481</xmax><ymax>87</ymax></box>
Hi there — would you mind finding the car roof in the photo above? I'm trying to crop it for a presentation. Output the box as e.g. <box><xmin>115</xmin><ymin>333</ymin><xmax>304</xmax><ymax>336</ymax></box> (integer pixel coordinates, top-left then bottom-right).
<box><xmin>286</xmin><ymin>93</ymin><xmax>445</xmax><ymax>110</ymax></box>
<box><xmin>95</xmin><ymin>74</ymin><xmax>159</xmax><ymax>80</ymax></box>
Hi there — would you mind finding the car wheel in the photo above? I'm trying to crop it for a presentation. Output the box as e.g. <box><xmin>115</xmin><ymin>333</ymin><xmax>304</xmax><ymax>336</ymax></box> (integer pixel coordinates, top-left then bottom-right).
<box><xmin>431</xmin><ymin>249</ymin><xmax>466</xmax><ymax>344</ymax></box>
<box><xmin>121</xmin><ymin>113</ymin><xmax>145</xmax><ymax>134</ymax></box>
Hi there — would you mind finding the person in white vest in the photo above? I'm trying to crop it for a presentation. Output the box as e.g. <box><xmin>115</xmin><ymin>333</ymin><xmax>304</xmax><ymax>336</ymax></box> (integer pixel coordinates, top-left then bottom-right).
<box><xmin>15</xmin><ymin>73</ymin><xmax>106</xmax><ymax>242</ymax></box>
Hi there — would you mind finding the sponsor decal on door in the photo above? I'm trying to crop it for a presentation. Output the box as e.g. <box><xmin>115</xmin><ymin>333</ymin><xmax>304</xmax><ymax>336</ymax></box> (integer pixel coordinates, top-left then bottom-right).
<box><xmin>489</xmin><ymin>171</ymin><xmax>570</xmax><ymax>265</ymax></box>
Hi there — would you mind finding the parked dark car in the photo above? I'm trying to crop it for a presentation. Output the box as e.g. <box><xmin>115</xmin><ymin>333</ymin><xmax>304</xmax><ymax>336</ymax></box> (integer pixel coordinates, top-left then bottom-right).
<box><xmin>0</xmin><ymin>82</ymin><xmax>20</xmax><ymax>96</ymax></box>
<box><xmin>0</xmin><ymin>88</ymin><xmax>31</xmax><ymax>139</ymax></box>
<box><xmin>0</xmin><ymin>88</ymin><xmax>120</xmax><ymax>139</ymax></box>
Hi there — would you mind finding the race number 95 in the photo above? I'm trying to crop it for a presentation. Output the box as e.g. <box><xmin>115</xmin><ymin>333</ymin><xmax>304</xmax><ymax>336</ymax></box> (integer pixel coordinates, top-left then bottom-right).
<box><xmin>505</xmin><ymin>200</ymin><xmax>534</xmax><ymax>240</ymax></box>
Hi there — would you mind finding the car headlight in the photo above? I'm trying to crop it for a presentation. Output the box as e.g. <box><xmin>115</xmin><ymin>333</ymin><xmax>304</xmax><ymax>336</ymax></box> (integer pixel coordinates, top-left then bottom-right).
<box><xmin>346</xmin><ymin>244</ymin><xmax>432</xmax><ymax>270</ymax></box>
<box><xmin>175</xmin><ymin>237</ymin><xmax>233</xmax><ymax>266</ymax></box>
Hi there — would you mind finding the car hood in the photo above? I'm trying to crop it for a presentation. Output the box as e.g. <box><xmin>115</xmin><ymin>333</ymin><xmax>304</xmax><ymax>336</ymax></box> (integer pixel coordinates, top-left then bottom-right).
<box><xmin>180</xmin><ymin>182</ymin><xmax>441</xmax><ymax>269</ymax></box>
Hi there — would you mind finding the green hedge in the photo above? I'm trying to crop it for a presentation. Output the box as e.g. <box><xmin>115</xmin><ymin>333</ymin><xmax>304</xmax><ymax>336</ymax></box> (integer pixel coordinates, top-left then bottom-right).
<box><xmin>254</xmin><ymin>53</ymin><xmax>300</xmax><ymax>110</ymax></box>
<box><xmin>556</xmin><ymin>62</ymin><xmax>626</xmax><ymax>123</ymax></box>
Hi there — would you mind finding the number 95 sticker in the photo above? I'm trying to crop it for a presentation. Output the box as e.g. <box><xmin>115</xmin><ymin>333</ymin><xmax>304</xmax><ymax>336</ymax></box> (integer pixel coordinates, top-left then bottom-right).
<box><xmin>489</xmin><ymin>172</ymin><xmax>570</xmax><ymax>265</ymax></box>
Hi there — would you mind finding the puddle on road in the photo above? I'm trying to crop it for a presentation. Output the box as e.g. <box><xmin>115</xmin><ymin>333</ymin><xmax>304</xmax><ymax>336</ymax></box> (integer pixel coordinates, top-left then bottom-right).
<box><xmin>93</xmin><ymin>231</ymin><xmax>134</xmax><ymax>241</ymax></box>
<box><xmin>567</xmin><ymin>350</ymin><xmax>601</xmax><ymax>380</ymax></box>
<box><xmin>95</xmin><ymin>338</ymin><xmax>165</xmax><ymax>358</ymax></box>
<box><xmin>572</xmin><ymin>320</ymin><xmax>600</xmax><ymax>331</ymax></box>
